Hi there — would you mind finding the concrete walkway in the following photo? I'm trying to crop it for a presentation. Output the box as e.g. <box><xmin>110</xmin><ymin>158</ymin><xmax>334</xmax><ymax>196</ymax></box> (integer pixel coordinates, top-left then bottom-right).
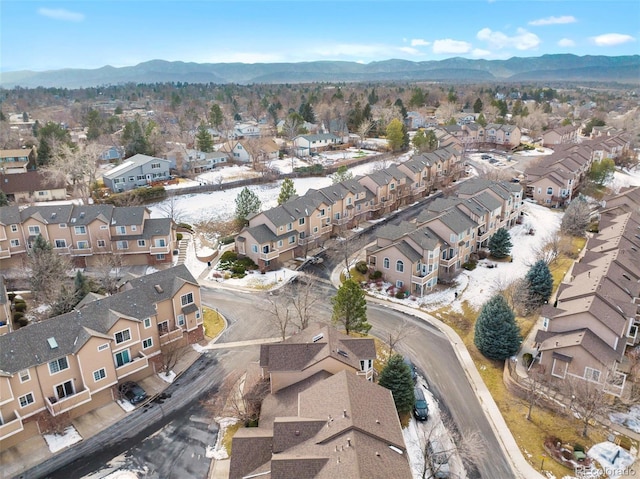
<box><xmin>330</xmin><ymin>252</ymin><xmax>544</xmax><ymax>479</ymax></box>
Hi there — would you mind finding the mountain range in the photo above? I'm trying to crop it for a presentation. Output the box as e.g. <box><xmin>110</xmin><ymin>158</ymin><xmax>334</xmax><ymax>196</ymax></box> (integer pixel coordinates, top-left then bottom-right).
<box><xmin>2</xmin><ymin>54</ymin><xmax>639</xmax><ymax>89</ymax></box>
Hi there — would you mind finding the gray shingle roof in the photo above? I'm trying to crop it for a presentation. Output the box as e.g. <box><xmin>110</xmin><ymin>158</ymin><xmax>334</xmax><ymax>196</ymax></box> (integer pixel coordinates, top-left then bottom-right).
<box><xmin>0</xmin><ymin>205</ymin><xmax>21</xmax><ymax>225</ymax></box>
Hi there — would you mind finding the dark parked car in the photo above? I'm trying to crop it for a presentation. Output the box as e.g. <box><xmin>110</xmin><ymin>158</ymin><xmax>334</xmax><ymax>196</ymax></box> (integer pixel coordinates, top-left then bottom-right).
<box><xmin>481</xmin><ymin>154</ymin><xmax>492</xmax><ymax>160</ymax></box>
<box><xmin>413</xmin><ymin>385</ymin><xmax>429</xmax><ymax>421</ymax></box>
<box><xmin>403</xmin><ymin>357</ymin><xmax>417</xmax><ymax>382</ymax></box>
<box><xmin>118</xmin><ymin>381</ymin><xmax>147</xmax><ymax>405</ymax></box>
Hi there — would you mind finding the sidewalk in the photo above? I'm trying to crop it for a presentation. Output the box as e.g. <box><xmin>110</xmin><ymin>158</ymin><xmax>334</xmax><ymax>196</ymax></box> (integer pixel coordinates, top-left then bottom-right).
<box><xmin>330</xmin><ymin>255</ymin><xmax>544</xmax><ymax>479</ymax></box>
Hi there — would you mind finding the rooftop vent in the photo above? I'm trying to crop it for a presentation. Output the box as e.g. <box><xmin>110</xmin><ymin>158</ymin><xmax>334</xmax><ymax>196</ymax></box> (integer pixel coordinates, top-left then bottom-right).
<box><xmin>80</xmin><ymin>212</ymin><xmax>85</xmax><ymax>218</ymax></box>
<box><xmin>312</xmin><ymin>333</ymin><xmax>324</xmax><ymax>343</ymax></box>
<box><xmin>47</xmin><ymin>337</ymin><xmax>59</xmax><ymax>349</ymax></box>
<box><xmin>336</xmin><ymin>348</ymin><xmax>348</xmax><ymax>358</ymax></box>
<box><xmin>51</xmin><ymin>212</ymin><xmax>57</xmax><ymax>219</ymax></box>
<box><xmin>154</xmin><ymin>284</ymin><xmax>164</xmax><ymax>294</ymax></box>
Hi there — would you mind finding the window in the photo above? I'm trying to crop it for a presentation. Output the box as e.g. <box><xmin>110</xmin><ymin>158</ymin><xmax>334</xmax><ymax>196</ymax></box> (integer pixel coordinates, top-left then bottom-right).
<box><xmin>181</xmin><ymin>292</ymin><xmax>194</xmax><ymax>306</ymax></box>
<box><xmin>116</xmin><ymin>226</ymin><xmax>126</xmax><ymax>234</ymax></box>
<box><xmin>319</xmin><ymin>208</ymin><xmax>325</xmax><ymax>217</ymax></box>
<box><xmin>158</xmin><ymin>321</ymin><xmax>169</xmax><ymax>335</ymax></box>
<box><xmin>98</xmin><ymin>343</ymin><xmax>109</xmax><ymax>351</ymax></box>
<box><xmin>97</xmin><ymin>240</ymin><xmax>106</xmax><ymax>248</ymax></box>
<box><xmin>287</xmin><ymin>223</ymin><xmax>292</xmax><ymax>231</ymax></box>
<box><xmin>156</xmin><ymin>253</ymin><xmax>165</xmax><ymax>260</ymax></box>
<box><xmin>38</xmin><ymin>191</ymin><xmax>47</xmax><ymax>196</ymax></box>
<box><xmin>383</xmin><ymin>257</ymin><xmax>390</xmax><ymax>269</ymax></box>
<box><xmin>114</xmin><ymin>329</ymin><xmax>131</xmax><ymax>344</ymax></box>
<box><xmin>28</xmin><ymin>225</ymin><xmax>41</xmax><ymax>235</ymax></box>
<box><xmin>49</xmin><ymin>357</ymin><xmax>69</xmax><ymax>374</ymax></box>
<box><xmin>54</xmin><ymin>239</ymin><xmax>67</xmax><ymax>248</ymax></box>
<box><xmin>138</xmin><ymin>240</ymin><xmax>146</xmax><ymax>247</ymax></box>
<box><xmin>93</xmin><ymin>368</ymin><xmax>106</xmax><ymax>381</ymax></box>
<box><xmin>76</xmin><ymin>240</ymin><xmax>89</xmax><ymax>250</ymax></box>
<box><xmin>396</xmin><ymin>260</ymin><xmax>404</xmax><ymax>272</ymax></box>
<box><xmin>334</xmin><ymin>212</ymin><xmax>340</xmax><ymax>220</ymax></box>
<box><xmin>299</xmin><ymin>218</ymin><xmax>305</xmax><ymax>225</ymax></box>
<box><xmin>74</xmin><ymin>226</ymin><xmax>87</xmax><ymax>234</ymax></box>
<box><xmin>585</xmin><ymin>367</ymin><xmax>601</xmax><ymax>383</ymax></box>
<box><xmin>277</xmin><ymin>240</ymin><xmax>283</xmax><ymax>247</ymax></box>
<box><xmin>551</xmin><ymin>358</ymin><xmax>568</xmax><ymax>379</ymax></box>
<box><xmin>128</xmin><ymin>176</ymin><xmax>135</xmax><ymax>182</ymax></box>
<box><xmin>390</xmin><ymin>183</ymin><xmax>395</xmax><ymax>190</ymax></box>
<box><xmin>396</xmin><ymin>280</ymin><xmax>404</xmax><ymax>288</ymax></box>
<box><xmin>195</xmin><ymin>309</ymin><xmax>201</xmax><ymax>320</ymax></box>
<box><xmin>10</xmin><ymin>239</ymin><xmax>20</xmax><ymax>247</ymax></box>
<box><xmin>151</xmin><ymin>162</ymin><xmax>161</xmax><ymax>169</ymax></box>
<box><xmin>19</xmin><ymin>370</ymin><xmax>30</xmax><ymax>383</ymax></box>
<box><xmin>19</xmin><ymin>393</ymin><xmax>35</xmax><ymax>408</ymax></box>
<box><xmin>137</xmin><ymin>175</ymin><xmax>145</xmax><ymax>180</ymax></box>
<box><xmin>142</xmin><ymin>338</ymin><xmax>153</xmax><ymax>349</ymax></box>
<box><xmin>131</xmin><ymin>225</ymin><xmax>137</xmax><ymax>231</ymax></box>
<box><xmin>360</xmin><ymin>359</ymin><xmax>373</xmax><ymax>371</ymax></box>
<box><xmin>252</xmin><ymin>245</ymin><xmax>258</xmax><ymax>253</ymax></box>
<box><xmin>116</xmin><ymin>240</ymin><xmax>129</xmax><ymax>250</ymax></box>
<box><xmin>143</xmin><ymin>317</ymin><xmax>151</xmax><ymax>328</ymax></box>
<box><xmin>313</xmin><ymin>227</ymin><xmax>318</xmax><ymax>233</ymax></box>
<box><xmin>546</xmin><ymin>187</ymin><xmax>553</xmax><ymax>195</ymax></box>
<box><xmin>177</xmin><ymin>314</ymin><xmax>185</xmax><ymax>326</ymax></box>
<box><xmin>10</xmin><ymin>224</ymin><xmax>18</xmax><ymax>232</ymax></box>
<box><xmin>155</xmin><ymin>239</ymin><xmax>166</xmax><ymax>247</ymax></box>
<box><xmin>114</xmin><ymin>350</ymin><xmax>131</xmax><ymax>368</ymax></box>
<box><xmin>288</xmin><ymin>235</ymin><xmax>295</xmax><ymax>244</ymax></box>
<box><xmin>100</xmin><ymin>225</ymin><xmax>108</xmax><ymax>230</ymax></box>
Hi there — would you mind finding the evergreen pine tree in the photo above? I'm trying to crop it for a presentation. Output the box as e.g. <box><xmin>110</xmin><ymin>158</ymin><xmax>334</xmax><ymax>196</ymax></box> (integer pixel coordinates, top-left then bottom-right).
<box><xmin>474</xmin><ymin>295</ymin><xmax>522</xmax><ymax>360</ymax></box>
<box><xmin>0</xmin><ymin>190</ymin><xmax>8</xmax><ymax>206</ymax></box>
<box><xmin>525</xmin><ymin>260</ymin><xmax>553</xmax><ymax>309</ymax></box>
<box><xmin>235</xmin><ymin>187</ymin><xmax>262</xmax><ymax>226</ymax></box>
<box><xmin>488</xmin><ymin>227</ymin><xmax>513</xmax><ymax>259</ymax></box>
<box><xmin>277</xmin><ymin>178</ymin><xmax>297</xmax><ymax>205</ymax></box>
<box><xmin>331</xmin><ymin>279</ymin><xmax>370</xmax><ymax>335</ymax></box>
<box><xmin>195</xmin><ymin>123</ymin><xmax>214</xmax><ymax>152</ymax></box>
<box><xmin>74</xmin><ymin>270</ymin><xmax>91</xmax><ymax>303</ymax></box>
<box><xmin>378</xmin><ymin>354</ymin><xmax>415</xmax><ymax>415</ymax></box>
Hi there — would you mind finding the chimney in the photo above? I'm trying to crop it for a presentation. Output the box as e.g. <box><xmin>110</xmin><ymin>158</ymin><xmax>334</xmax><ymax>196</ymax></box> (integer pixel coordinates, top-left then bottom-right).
<box><xmin>347</xmin><ymin>438</ymin><xmax>351</xmax><ymax>447</ymax></box>
<box><xmin>343</xmin><ymin>409</ymin><xmax>347</xmax><ymax>418</ymax></box>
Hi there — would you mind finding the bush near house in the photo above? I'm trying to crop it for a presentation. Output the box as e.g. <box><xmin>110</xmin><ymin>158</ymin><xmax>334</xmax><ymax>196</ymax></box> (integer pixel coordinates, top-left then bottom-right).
<box><xmin>217</xmin><ymin>250</ymin><xmax>257</xmax><ymax>278</ymax></box>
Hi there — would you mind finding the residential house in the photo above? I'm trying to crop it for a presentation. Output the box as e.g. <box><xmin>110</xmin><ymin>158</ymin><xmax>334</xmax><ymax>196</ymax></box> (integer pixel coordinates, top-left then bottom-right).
<box><xmin>293</xmin><ymin>133</ymin><xmax>342</xmax><ymax>157</ymax></box>
<box><xmin>0</xmin><ymin>148</ymin><xmax>36</xmax><ymax>174</ymax></box>
<box><xmin>229</xmin><ymin>325</ymin><xmax>411</xmax><ymax>479</ymax></box>
<box><xmin>183</xmin><ymin>150</ymin><xmax>228</xmax><ymax>173</ymax></box>
<box><xmin>541</xmin><ymin>125</ymin><xmax>580</xmax><ymax>146</ymax></box>
<box><xmin>233</xmin><ymin>122</ymin><xmax>261</xmax><ymax>138</ymax></box>
<box><xmin>0</xmin><ymin>265</ymin><xmax>203</xmax><ymax>449</ymax></box>
<box><xmin>484</xmin><ymin>123</ymin><xmax>521</xmax><ymax>148</ymax></box>
<box><xmin>0</xmin><ymin>204</ymin><xmax>174</xmax><ymax>269</ymax></box>
<box><xmin>98</xmin><ymin>145</ymin><xmax>125</xmax><ymax>163</ymax></box>
<box><xmin>405</xmin><ymin>111</ymin><xmax>426</xmax><ymax>129</ymax></box>
<box><xmin>102</xmin><ymin>154</ymin><xmax>171</xmax><ymax>192</ymax></box>
<box><xmin>0</xmin><ymin>171</ymin><xmax>67</xmax><ymax>203</ymax></box>
<box><xmin>533</xmin><ymin>199</ymin><xmax>639</xmax><ymax>400</ymax></box>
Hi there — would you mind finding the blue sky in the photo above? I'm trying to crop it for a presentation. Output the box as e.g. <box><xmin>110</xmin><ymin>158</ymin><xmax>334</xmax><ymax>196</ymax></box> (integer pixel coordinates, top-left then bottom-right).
<box><xmin>2</xmin><ymin>1</ymin><xmax>638</xmax><ymax>72</ymax></box>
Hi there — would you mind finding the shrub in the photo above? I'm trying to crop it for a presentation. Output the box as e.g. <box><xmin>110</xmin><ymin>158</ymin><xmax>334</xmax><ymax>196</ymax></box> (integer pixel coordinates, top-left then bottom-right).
<box><xmin>477</xmin><ymin>249</ymin><xmax>489</xmax><ymax>259</ymax></box>
<box><xmin>13</xmin><ymin>311</ymin><xmax>24</xmax><ymax>321</ymax></box>
<box><xmin>8</xmin><ymin>293</ymin><xmax>16</xmax><ymax>301</ymax></box>
<box><xmin>219</xmin><ymin>236</ymin><xmax>235</xmax><ymax>245</ymax></box>
<box><xmin>355</xmin><ymin>261</ymin><xmax>369</xmax><ymax>275</ymax></box>
<box><xmin>177</xmin><ymin>222</ymin><xmax>194</xmax><ymax>231</ymax></box>
<box><xmin>18</xmin><ymin>316</ymin><xmax>29</xmax><ymax>327</ymax></box>
<box><xmin>522</xmin><ymin>352</ymin><xmax>533</xmax><ymax>367</ymax></box>
<box><xmin>462</xmin><ymin>261</ymin><xmax>477</xmax><ymax>271</ymax></box>
<box><xmin>573</xmin><ymin>443</ymin><xmax>585</xmax><ymax>453</ymax></box>
<box><xmin>14</xmin><ymin>302</ymin><xmax>27</xmax><ymax>313</ymax></box>
<box><xmin>219</xmin><ymin>251</ymin><xmax>238</xmax><ymax>264</ymax></box>
<box><xmin>395</xmin><ymin>290</ymin><xmax>406</xmax><ymax>299</ymax></box>
<box><xmin>237</xmin><ymin>257</ymin><xmax>257</xmax><ymax>269</ymax></box>
<box><xmin>370</xmin><ymin>270</ymin><xmax>382</xmax><ymax>280</ymax></box>
<box><xmin>176</xmin><ymin>233</ymin><xmax>183</xmax><ymax>241</ymax></box>
<box><xmin>230</xmin><ymin>264</ymin><xmax>246</xmax><ymax>275</ymax></box>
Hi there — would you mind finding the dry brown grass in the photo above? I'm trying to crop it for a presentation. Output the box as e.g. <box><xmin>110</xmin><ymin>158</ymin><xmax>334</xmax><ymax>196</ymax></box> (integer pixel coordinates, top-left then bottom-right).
<box><xmin>222</xmin><ymin>422</ymin><xmax>242</xmax><ymax>455</ymax></box>
<box><xmin>203</xmin><ymin>307</ymin><xmax>225</xmax><ymax>339</ymax></box>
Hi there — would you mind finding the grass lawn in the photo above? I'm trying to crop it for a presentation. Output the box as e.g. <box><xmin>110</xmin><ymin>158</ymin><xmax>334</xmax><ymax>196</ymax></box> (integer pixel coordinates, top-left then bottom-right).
<box><xmin>222</xmin><ymin>422</ymin><xmax>242</xmax><ymax>455</ymax></box>
<box><xmin>428</xmin><ymin>236</ymin><xmax>604</xmax><ymax>477</ymax></box>
<box><xmin>203</xmin><ymin>307</ymin><xmax>225</xmax><ymax>339</ymax></box>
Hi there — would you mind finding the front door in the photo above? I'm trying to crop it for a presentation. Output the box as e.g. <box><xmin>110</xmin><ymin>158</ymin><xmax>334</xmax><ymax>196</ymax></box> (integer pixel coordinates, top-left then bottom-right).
<box><xmin>55</xmin><ymin>380</ymin><xmax>74</xmax><ymax>399</ymax></box>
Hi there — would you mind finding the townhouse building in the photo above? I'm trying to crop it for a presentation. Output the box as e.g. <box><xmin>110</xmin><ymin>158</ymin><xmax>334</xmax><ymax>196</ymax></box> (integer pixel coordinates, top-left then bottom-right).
<box><xmin>541</xmin><ymin>125</ymin><xmax>581</xmax><ymax>146</ymax></box>
<box><xmin>0</xmin><ymin>171</ymin><xmax>67</xmax><ymax>203</ymax></box>
<box><xmin>525</xmin><ymin>134</ymin><xmax>630</xmax><ymax>207</ymax></box>
<box><xmin>0</xmin><ymin>265</ymin><xmax>203</xmax><ymax>448</ymax></box>
<box><xmin>235</xmin><ymin>148</ymin><xmax>464</xmax><ymax>271</ymax></box>
<box><xmin>438</xmin><ymin>123</ymin><xmax>521</xmax><ymax>149</ymax></box>
<box><xmin>230</xmin><ymin>324</ymin><xmax>411</xmax><ymax>479</ymax></box>
<box><xmin>533</xmin><ymin>189</ymin><xmax>639</xmax><ymax>400</ymax></box>
<box><xmin>0</xmin><ymin>204</ymin><xmax>174</xmax><ymax>269</ymax></box>
<box><xmin>366</xmin><ymin>179</ymin><xmax>523</xmax><ymax>291</ymax></box>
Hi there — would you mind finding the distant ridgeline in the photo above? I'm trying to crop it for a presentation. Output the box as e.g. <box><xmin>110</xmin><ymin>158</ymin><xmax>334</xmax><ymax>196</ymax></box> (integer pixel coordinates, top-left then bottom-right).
<box><xmin>2</xmin><ymin>54</ymin><xmax>639</xmax><ymax>88</ymax></box>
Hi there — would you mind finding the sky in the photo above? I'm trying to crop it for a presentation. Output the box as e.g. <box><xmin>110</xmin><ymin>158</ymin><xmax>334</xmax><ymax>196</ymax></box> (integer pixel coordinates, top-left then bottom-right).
<box><xmin>1</xmin><ymin>0</ymin><xmax>639</xmax><ymax>72</ymax></box>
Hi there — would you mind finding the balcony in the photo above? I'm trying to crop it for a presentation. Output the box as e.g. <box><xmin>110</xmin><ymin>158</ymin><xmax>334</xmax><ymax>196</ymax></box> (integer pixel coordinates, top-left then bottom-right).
<box><xmin>0</xmin><ymin>248</ymin><xmax>10</xmax><ymax>259</ymax></box>
<box><xmin>357</xmin><ymin>368</ymin><xmax>374</xmax><ymax>381</ymax></box>
<box><xmin>45</xmin><ymin>386</ymin><xmax>92</xmax><ymax>416</ymax></box>
<box><xmin>53</xmin><ymin>246</ymin><xmax>71</xmax><ymax>254</ymax></box>
<box><xmin>411</xmin><ymin>271</ymin><xmax>437</xmax><ymax>286</ymax></box>
<box><xmin>150</xmin><ymin>244</ymin><xmax>171</xmax><ymax>255</ymax></box>
<box><xmin>115</xmin><ymin>353</ymin><xmax>149</xmax><ymax>378</ymax></box>
<box><xmin>477</xmin><ymin>230</ymin><xmax>491</xmax><ymax>242</ymax></box>
<box><xmin>332</xmin><ymin>216</ymin><xmax>350</xmax><ymax>226</ymax></box>
<box><xmin>0</xmin><ymin>411</ymin><xmax>24</xmax><ymax>441</ymax></box>
<box><xmin>439</xmin><ymin>256</ymin><xmax>457</xmax><ymax>268</ymax></box>
<box><xmin>259</xmin><ymin>249</ymin><xmax>281</xmax><ymax>261</ymax></box>
<box><xmin>159</xmin><ymin>327</ymin><xmax>184</xmax><ymax>346</ymax></box>
<box><xmin>71</xmin><ymin>246</ymin><xmax>93</xmax><ymax>255</ymax></box>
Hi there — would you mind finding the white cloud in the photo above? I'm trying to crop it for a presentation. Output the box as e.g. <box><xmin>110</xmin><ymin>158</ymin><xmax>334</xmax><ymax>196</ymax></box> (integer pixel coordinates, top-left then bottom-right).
<box><xmin>432</xmin><ymin>39</ymin><xmax>472</xmax><ymax>54</ymax></box>
<box><xmin>37</xmin><ymin>8</ymin><xmax>85</xmax><ymax>22</ymax></box>
<box><xmin>398</xmin><ymin>47</ymin><xmax>421</xmax><ymax>55</ymax></box>
<box><xmin>558</xmin><ymin>38</ymin><xmax>576</xmax><ymax>47</ymax></box>
<box><xmin>471</xmin><ymin>48</ymin><xmax>492</xmax><ymax>57</ymax></box>
<box><xmin>591</xmin><ymin>33</ymin><xmax>635</xmax><ymax>46</ymax></box>
<box><xmin>410</xmin><ymin>39</ymin><xmax>431</xmax><ymax>47</ymax></box>
<box><xmin>477</xmin><ymin>27</ymin><xmax>540</xmax><ymax>50</ymax></box>
<box><xmin>529</xmin><ymin>15</ymin><xmax>577</xmax><ymax>26</ymax></box>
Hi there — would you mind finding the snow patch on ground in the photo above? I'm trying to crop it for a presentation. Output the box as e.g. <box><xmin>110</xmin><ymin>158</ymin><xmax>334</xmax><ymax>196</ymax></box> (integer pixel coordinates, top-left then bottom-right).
<box><xmin>191</xmin><ymin>343</ymin><xmax>207</xmax><ymax>353</ymax></box>
<box><xmin>43</xmin><ymin>425</ymin><xmax>82</xmax><ymax>453</ymax></box>
<box><xmin>609</xmin><ymin>166</ymin><xmax>640</xmax><ymax>193</ymax></box>
<box><xmin>158</xmin><ymin>370</ymin><xmax>176</xmax><ymax>384</ymax></box>
<box><xmin>587</xmin><ymin>442</ymin><xmax>636</xmax><ymax>479</ymax></box>
<box><xmin>609</xmin><ymin>405</ymin><xmax>640</xmax><ymax>434</ymax></box>
<box><xmin>116</xmin><ymin>399</ymin><xmax>136</xmax><ymax>412</ymax></box>
<box><xmin>208</xmin><ymin>417</ymin><xmax>239</xmax><ymax>460</ymax></box>
<box><xmin>209</xmin><ymin>266</ymin><xmax>299</xmax><ymax>290</ymax></box>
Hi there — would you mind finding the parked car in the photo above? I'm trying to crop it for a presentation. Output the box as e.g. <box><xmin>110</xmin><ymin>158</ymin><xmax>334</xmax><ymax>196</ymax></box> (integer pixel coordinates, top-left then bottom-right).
<box><xmin>404</xmin><ymin>357</ymin><xmax>417</xmax><ymax>382</ymax></box>
<box><xmin>427</xmin><ymin>439</ymin><xmax>451</xmax><ymax>478</ymax></box>
<box><xmin>118</xmin><ymin>381</ymin><xmax>148</xmax><ymax>405</ymax></box>
<box><xmin>413</xmin><ymin>385</ymin><xmax>429</xmax><ymax>421</ymax></box>
<box><xmin>481</xmin><ymin>154</ymin><xmax>492</xmax><ymax>160</ymax></box>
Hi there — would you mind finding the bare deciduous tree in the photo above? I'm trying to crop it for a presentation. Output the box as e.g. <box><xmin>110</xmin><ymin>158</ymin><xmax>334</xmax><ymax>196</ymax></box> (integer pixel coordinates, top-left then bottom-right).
<box><xmin>386</xmin><ymin>319</ymin><xmax>416</xmax><ymax>357</ymax></box>
<box><xmin>160</xmin><ymin>339</ymin><xmax>184</xmax><ymax>374</ymax></box>
<box><xmin>266</xmin><ymin>293</ymin><xmax>293</xmax><ymax>340</ymax></box>
<box><xmin>287</xmin><ymin>277</ymin><xmax>321</xmax><ymax>331</ymax></box>
<box><xmin>43</xmin><ymin>142</ymin><xmax>102</xmax><ymax>204</ymax></box>
<box><xmin>565</xmin><ymin>374</ymin><xmax>612</xmax><ymax>437</ymax></box>
<box><xmin>202</xmin><ymin>371</ymin><xmax>270</xmax><ymax>425</ymax></box>
<box><xmin>93</xmin><ymin>253</ymin><xmax>124</xmax><ymax>294</ymax></box>
<box><xmin>523</xmin><ymin>365</ymin><xmax>548</xmax><ymax>421</ymax></box>
<box><xmin>157</xmin><ymin>191</ymin><xmax>184</xmax><ymax>223</ymax></box>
